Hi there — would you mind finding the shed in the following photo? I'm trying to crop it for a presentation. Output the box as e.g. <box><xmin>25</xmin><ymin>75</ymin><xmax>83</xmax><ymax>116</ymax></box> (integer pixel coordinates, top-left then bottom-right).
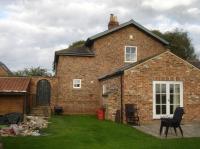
<box><xmin>0</xmin><ymin>77</ymin><xmax>30</xmax><ymax>115</ymax></box>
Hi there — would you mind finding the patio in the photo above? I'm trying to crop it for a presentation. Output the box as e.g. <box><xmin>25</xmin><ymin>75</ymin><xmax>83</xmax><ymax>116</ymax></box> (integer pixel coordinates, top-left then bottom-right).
<box><xmin>133</xmin><ymin>122</ymin><xmax>200</xmax><ymax>139</ymax></box>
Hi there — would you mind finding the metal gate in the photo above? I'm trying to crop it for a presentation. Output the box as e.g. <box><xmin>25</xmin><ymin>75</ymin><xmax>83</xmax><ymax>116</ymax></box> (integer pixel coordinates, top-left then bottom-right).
<box><xmin>36</xmin><ymin>79</ymin><xmax>51</xmax><ymax>106</ymax></box>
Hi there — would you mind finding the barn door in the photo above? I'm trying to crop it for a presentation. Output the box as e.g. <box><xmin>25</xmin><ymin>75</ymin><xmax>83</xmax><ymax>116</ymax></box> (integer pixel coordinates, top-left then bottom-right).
<box><xmin>36</xmin><ymin>79</ymin><xmax>51</xmax><ymax>106</ymax></box>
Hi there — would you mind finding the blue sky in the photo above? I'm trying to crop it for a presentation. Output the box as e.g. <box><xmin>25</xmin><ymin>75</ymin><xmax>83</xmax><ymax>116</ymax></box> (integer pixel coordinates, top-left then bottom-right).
<box><xmin>0</xmin><ymin>0</ymin><xmax>199</xmax><ymax>72</ymax></box>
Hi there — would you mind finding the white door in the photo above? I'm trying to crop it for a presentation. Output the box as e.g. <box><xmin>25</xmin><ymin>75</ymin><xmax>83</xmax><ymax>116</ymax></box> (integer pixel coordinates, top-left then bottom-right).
<box><xmin>153</xmin><ymin>81</ymin><xmax>183</xmax><ymax>119</ymax></box>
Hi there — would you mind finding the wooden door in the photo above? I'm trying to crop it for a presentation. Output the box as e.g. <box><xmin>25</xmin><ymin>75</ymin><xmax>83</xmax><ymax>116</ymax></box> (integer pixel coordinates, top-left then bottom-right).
<box><xmin>36</xmin><ymin>79</ymin><xmax>51</xmax><ymax>106</ymax></box>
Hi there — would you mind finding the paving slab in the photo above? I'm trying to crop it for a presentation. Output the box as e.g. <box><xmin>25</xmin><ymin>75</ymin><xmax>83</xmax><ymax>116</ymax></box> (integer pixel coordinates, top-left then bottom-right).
<box><xmin>133</xmin><ymin>123</ymin><xmax>200</xmax><ymax>139</ymax></box>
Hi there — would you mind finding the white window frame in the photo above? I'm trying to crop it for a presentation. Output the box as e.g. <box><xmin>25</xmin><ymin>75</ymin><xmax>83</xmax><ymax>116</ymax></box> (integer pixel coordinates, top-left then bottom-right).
<box><xmin>102</xmin><ymin>84</ymin><xmax>107</xmax><ymax>95</ymax></box>
<box><xmin>124</xmin><ymin>46</ymin><xmax>137</xmax><ymax>63</ymax></box>
<box><xmin>73</xmin><ymin>79</ymin><xmax>81</xmax><ymax>89</ymax></box>
<box><xmin>153</xmin><ymin>81</ymin><xmax>183</xmax><ymax>119</ymax></box>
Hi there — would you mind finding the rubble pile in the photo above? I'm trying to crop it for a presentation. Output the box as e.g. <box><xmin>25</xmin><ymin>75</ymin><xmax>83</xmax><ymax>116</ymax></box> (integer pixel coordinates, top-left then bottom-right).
<box><xmin>0</xmin><ymin>116</ymin><xmax>49</xmax><ymax>137</ymax></box>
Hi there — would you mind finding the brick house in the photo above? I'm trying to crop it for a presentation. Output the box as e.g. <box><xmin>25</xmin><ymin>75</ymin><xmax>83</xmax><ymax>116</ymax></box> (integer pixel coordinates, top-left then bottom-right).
<box><xmin>1</xmin><ymin>14</ymin><xmax>199</xmax><ymax>124</ymax></box>
<box><xmin>54</xmin><ymin>14</ymin><xmax>200</xmax><ymax>124</ymax></box>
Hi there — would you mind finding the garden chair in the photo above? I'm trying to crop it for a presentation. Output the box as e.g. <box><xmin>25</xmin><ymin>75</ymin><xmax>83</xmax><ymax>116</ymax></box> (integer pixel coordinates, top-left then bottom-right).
<box><xmin>160</xmin><ymin>107</ymin><xmax>184</xmax><ymax>137</ymax></box>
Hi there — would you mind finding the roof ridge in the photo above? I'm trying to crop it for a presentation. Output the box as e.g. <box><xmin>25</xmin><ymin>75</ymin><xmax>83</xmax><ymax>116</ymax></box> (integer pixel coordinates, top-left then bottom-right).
<box><xmin>85</xmin><ymin>19</ymin><xmax>169</xmax><ymax>46</ymax></box>
<box><xmin>99</xmin><ymin>50</ymin><xmax>200</xmax><ymax>81</ymax></box>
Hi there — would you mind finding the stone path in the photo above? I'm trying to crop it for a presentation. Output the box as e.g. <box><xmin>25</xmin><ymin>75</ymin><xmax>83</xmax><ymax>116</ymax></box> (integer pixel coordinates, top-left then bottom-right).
<box><xmin>133</xmin><ymin>123</ymin><xmax>200</xmax><ymax>139</ymax></box>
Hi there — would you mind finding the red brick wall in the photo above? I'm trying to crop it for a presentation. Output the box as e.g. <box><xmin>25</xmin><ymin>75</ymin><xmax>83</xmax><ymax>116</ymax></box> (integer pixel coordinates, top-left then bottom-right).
<box><xmin>56</xmin><ymin>56</ymin><xmax>99</xmax><ymax>114</ymax></box>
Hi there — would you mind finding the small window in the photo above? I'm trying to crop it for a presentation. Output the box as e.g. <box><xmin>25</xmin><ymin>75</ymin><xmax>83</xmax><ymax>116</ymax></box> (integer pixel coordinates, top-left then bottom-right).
<box><xmin>73</xmin><ymin>79</ymin><xmax>81</xmax><ymax>89</ymax></box>
<box><xmin>102</xmin><ymin>84</ymin><xmax>107</xmax><ymax>95</ymax></box>
<box><xmin>125</xmin><ymin>46</ymin><xmax>137</xmax><ymax>63</ymax></box>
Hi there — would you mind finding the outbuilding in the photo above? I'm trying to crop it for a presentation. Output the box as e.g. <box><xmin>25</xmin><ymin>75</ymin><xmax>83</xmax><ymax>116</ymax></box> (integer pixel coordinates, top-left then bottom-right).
<box><xmin>99</xmin><ymin>51</ymin><xmax>200</xmax><ymax>124</ymax></box>
<box><xmin>0</xmin><ymin>77</ymin><xmax>30</xmax><ymax>115</ymax></box>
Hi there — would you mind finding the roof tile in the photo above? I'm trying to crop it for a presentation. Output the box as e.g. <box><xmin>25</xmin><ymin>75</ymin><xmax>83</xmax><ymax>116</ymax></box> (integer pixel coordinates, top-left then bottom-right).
<box><xmin>0</xmin><ymin>77</ymin><xmax>30</xmax><ymax>93</ymax></box>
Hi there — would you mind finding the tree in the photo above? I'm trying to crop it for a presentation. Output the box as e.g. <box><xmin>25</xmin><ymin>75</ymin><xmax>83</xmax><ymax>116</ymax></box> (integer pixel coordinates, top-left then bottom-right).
<box><xmin>13</xmin><ymin>67</ymin><xmax>51</xmax><ymax>77</ymax></box>
<box><xmin>68</xmin><ymin>40</ymin><xmax>85</xmax><ymax>49</ymax></box>
<box><xmin>152</xmin><ymin>29</ymin><xmax>198</xmax><ymax>61</ymax></box>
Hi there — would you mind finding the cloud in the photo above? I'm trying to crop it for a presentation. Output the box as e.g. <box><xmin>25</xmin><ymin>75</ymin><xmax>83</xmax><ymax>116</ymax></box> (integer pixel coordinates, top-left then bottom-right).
<box><xmin>187</xmin><ymin>7</ymin><xmax>200</xmax><ymax>15</ymax></box>
<box><xmin>142</xmin><ymin>0</ymin><xmax>196</xmax><ymax>11</ymax></box>
<box><xmin>0</xmin><ymin>0</ymin><xmax>199</xmax><ymax>72</ymax></box>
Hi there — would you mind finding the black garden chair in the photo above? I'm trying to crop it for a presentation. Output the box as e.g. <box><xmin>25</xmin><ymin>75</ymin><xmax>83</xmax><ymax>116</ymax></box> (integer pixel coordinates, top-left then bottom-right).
<box><xmin>160</xmin><ymin>107</ymin><xmax>184</xmax><ymax>137</ymax></box>
<box><xmin>125</xmin><ymin>104</ymin><xmax>140</xmax><ymax>125</ymax></box>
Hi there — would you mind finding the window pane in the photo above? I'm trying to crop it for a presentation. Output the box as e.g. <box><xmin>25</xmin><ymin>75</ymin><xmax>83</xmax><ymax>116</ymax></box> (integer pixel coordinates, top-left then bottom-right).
<box><xmin>75</xmin><ymin>80</ymin><xmax>80</xmax><ymax>84</ymax></box>
<box><xmin>161</xmin><ymin>84</ymin><xmax>166</xmax><ymax>93</ymax></box>
<box><xmin>162</xmin><ymin>105</ymin><xmax>166</xmax><ymax>114</ymax></box>
<box><xmin>156</xmin><ymin>84</ymin><xmax>160</xmax><ymax>93</ymax></box>
<box><xmin>126</xmin><ymin>47</ymin><xmax>131</xmax><ymax>53</ymax></box>
<box><xmin>170</xmin><ymin>94</ymin><xmax>174</xmax><ymax>104</ymax></box>
<box><xmin>130</xmin><ymin>54</ymin><xmax>135</xmax><ymax>61</ymax></box>
<box><xmin>126</xmin><ymin>54</ymin><xmax>130</xmax><ymax>61</ymax></box>
<box><xmin>130</xmin><ymin>47</ymin><xmax>135</xmax><ymax>53</ymax></box>
<box><xmin>156</xmin><ymin>105</ymin><xmax>160</xmax><ymax>114</ymax></box>
<box><xmin>161</xmin><ymin>94</ymin><xmax>166</xmax><ymax>104</ymax></box>
<box><xmin>174</xmin><ymin>95</ymin><xmax>180</xmax><ymax>104</ymax></box>
<box><xmin>175</xmin><ymin>84</ymin><xmax>180</xmax><ymax>93</ymax></box>
<box><xmin>156</xmin><ymin>94</ymin><xmax>160</xmax><ymax>104</ymax></box>
<box><xmin>170</xmin><ymin>84</ymin><xmax>174</xmax><ymax>93</ymax></box>
<box><xmin>170</xmin><ymin>105</ymin><xmax>173</xmax><ymax>114</ymax></box>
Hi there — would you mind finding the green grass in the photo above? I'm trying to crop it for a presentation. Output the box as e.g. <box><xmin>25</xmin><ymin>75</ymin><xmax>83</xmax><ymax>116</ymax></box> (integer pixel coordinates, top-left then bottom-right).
<box><xmin>2</xmin><ymin>115</ymin><xmax>200</xmax><ymax>149</ymax></box>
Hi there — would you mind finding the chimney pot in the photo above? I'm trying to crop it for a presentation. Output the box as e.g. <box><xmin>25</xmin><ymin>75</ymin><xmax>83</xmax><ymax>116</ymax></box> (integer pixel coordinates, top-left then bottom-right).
<box><xmin>108</xmin><ymin>14</ymin><xmax>119</xmax><ymax>30</ymax></box>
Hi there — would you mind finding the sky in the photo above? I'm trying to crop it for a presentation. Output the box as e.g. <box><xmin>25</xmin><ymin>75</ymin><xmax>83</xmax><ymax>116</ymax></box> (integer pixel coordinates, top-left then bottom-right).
<box><xmin>0</xmin><ymin>0</ymin><xmax>200</xmax><ymax>72</ymax></box>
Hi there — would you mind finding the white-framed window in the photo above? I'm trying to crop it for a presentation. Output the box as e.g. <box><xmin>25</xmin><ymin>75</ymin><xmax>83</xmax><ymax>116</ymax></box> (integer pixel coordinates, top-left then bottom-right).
<box><xmin>124</xmin><ymin>46</ymin><xmax>137</xmax><ymax>63</ymax></box>
<box><xmin>102</xmin><ymin>84</ymin><xmax>107</xmax><ymax>95</ymax></box>
<box><xmin>73</xmin><ymin>79</ymin><xmax>81</xmax><ymax>89</ymax></box>
<box><xmin>153</xmin><ymin>81</ymin><xmax>183</xmax><ymax>119</ymax></box>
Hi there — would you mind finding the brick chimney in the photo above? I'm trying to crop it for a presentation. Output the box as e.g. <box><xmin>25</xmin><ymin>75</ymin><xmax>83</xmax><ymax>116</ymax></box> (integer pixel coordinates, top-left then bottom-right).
<box><xmin>108</xmin><ymin>14</ymin><xmax>119</xmax><ymax>30</ymax></box>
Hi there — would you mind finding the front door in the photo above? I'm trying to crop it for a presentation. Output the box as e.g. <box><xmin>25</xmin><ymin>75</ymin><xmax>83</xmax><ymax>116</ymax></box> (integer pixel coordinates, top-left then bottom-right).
<box><xmin>36</xmin><ymin>79</ymin><xmax>51</xmax><ymax>106</ymax></box>
<box><xmin>153</xmin><ymin>81</ymin><xmax>183</xmax><ymax>119</ymax></box>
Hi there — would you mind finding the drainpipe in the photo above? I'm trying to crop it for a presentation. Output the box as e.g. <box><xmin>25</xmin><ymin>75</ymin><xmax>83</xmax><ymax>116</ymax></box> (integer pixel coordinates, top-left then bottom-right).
<box><xmin>120</xmin><ymin>75</ymin><xmax>123</xmax><ymax>123</ymax></box>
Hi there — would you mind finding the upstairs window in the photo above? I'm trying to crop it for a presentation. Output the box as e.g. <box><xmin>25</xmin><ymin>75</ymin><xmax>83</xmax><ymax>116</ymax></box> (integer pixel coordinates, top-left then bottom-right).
<box><xmin>125</xmin><ymin>46</ymin><xmax>137</xmax><ymax>63</ymax></box>
<box><xmin>73</xmin><ymin>79</ymin><xmax>81</xmax><ymax>89</ymax></box>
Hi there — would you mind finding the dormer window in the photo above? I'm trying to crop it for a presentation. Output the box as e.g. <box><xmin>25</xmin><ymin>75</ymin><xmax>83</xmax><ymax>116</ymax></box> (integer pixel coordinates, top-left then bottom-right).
<box><xmin>125</xmin><ymin>46</ymin><xmax>137</xmax><ymax>63</ymax></box>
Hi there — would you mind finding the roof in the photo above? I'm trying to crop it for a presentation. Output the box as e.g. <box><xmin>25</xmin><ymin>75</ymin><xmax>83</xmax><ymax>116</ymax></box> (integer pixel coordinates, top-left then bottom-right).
<box><xmin>85</xmin><ymin>19</ymin><xmax>169</xmax><ymax>46</ymax></box>
<box><xmin>98</xmin><ymin>52</ymin><xmax>165</xmax><ymax>81</ymax></box>
<box><xmin>189</xmin><ymin>61</ymin><xmax>200</xmax><ymax>69</ymax></box>
<box><xmin>0</xmin><ymin>77</ymin><xmax>30</xmax><ymax>93</ymax></box>
<box><xmin>0</xmin><ymin>61</ymin><xmax>12</xmax><ymax>75</ymax></box>
<box><xmin>99</xmin><ymin>51</ymin><xmax>200</xmax><ymax>81</ymax></box>
<box><xmin>54</xmin><ymin>46</ymin><xmax>95</xmax><ymax>64</ymax></box>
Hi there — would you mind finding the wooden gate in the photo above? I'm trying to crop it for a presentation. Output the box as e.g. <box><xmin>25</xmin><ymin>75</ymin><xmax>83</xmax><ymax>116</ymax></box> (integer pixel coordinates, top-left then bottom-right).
<box><xmin>36</xmin><ymin>79</ymin><xmax>51</xmax><ymax>106</ymax></box>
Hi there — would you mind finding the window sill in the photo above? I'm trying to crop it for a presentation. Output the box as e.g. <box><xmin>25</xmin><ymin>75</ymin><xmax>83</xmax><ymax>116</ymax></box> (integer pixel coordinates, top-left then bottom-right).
<box><xmin>124</xmin><ymin>61</ymin><xmax>137</xmax><ymax>63</ymax></box>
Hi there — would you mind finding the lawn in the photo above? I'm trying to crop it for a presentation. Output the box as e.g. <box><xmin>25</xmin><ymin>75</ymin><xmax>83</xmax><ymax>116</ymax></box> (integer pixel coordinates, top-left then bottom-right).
<box><xmin>2</xmin><ymin>115</ymin><xmax>200</xmax><ymax>149</ymax></box>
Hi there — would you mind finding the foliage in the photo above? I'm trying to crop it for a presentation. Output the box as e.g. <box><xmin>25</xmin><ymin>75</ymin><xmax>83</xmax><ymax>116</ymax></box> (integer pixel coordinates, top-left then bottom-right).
<box><xmin>13</xmin><ymin>67</ymin><xmax>51</xmax><ymax>77</ymax></box>
<box><xmin>2</xmin><ymin>116</ymin><xmax>200</xmax><ymax>149</ymax></box>
<box><xmin>152</xmin><ymin>29</ymin><xmax>198</xmax><ymax>61</ymax></box>
<box><xmin>68</xmin><ymin>40</ymin><xmax>85</xmax><ymax>49</ymax></box>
